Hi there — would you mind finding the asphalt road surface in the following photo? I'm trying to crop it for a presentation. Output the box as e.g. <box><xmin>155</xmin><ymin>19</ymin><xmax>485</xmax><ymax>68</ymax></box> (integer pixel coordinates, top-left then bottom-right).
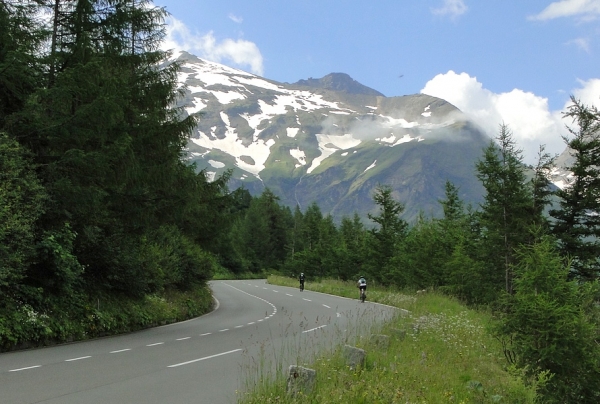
<box><xmin>0</xmin><ymin>280</ymin><xmax>398</xmax><ymax>404</ymax></box>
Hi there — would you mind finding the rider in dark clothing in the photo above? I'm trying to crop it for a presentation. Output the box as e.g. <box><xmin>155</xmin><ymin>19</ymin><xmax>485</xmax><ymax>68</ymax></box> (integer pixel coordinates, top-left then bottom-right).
<box><xmin>299</xmin><ymin>273</ymin><xmax>305</xmax><ymax>291</ymax></box>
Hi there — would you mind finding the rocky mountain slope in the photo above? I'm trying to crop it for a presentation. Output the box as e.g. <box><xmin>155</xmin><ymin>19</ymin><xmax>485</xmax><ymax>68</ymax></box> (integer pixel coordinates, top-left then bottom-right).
<box><xmin>175</xmin><ymin>51</ymin><xmax>491</xmax><ymax>222</ymax></box>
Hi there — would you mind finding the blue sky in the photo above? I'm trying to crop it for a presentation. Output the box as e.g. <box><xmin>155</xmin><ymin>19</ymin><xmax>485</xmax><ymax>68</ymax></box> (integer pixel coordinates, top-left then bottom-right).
<box><xmin>156</xmin><ymin>0</ymin><xmax>600</xmax><ymax>164</ymax></box>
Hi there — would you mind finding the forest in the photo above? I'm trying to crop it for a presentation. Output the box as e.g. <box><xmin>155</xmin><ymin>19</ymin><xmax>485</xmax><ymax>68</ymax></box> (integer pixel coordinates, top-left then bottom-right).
<box><xmin>1</xmin><ymin>1</ymin><xmax>599</xmax><ymax>402</ymax></box>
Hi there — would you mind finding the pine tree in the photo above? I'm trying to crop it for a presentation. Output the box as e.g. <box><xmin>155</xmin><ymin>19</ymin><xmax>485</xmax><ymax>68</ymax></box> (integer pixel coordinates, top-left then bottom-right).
<box><xmin>550</xmin><ymin>98</ymin><xmax>600</xmax><ymax>281</ymax></box>
<box><xmin>475</xmin><ymin>124</ymin><xmax>535</xmax><ymax>296</ymax></box>
<box><xmin>366</xmin><ymin>184</ymin><xmax>408</xmax><ymax>284</ymax></box>
<box><xmin>494</xmin><ymin>235</ymin><xmax>600</xmax><ymax>402</ymax></box>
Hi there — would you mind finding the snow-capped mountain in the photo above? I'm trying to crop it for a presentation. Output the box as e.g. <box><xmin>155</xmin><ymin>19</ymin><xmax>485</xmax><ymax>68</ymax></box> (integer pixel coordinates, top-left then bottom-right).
<box><xmin>175</xmin><ymin>51</ymin><xmax>490</xmax><ymax>221</ymax></box>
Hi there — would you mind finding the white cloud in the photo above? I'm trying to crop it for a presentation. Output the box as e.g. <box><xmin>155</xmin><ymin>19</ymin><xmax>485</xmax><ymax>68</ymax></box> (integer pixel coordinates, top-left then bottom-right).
<box><xmin>431</xmin><ymin>0</ymin><xmax>468</xmax><ymax>19</ymax></box>
<box><xmin>228</xmin><ymin>13</ymin><xmax>243</xmax><ymax>23</ymax></box>
<box><xmin>421</xmin><ymin>71</ymin><xmax>576</xmax><ymax>164</ymax></box>
<box><xmin>162</xmin><ymin>16</ymin><xmax>264</xmax><ymax>76</ymax></box>
<box><xmin>567</xmin><ymin>37</ymin><xmax>591</xmax><ymax>52</ymax></box>
<box><xmin>570</xmin><ymin>78</ymin><xmax>600</xmax><ymax>107</ymax></box>
<box><xmin>529</xmin><ymin>0</ymin><xmax>600</xmax><ymax>21</ymax></box>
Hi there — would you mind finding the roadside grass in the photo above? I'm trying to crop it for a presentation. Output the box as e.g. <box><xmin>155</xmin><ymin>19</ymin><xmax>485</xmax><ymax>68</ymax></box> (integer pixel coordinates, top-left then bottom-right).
<box><xmin>238</xmin><ymin>276</ymin><xmax>539</xmax><ymax>403</ymax></box>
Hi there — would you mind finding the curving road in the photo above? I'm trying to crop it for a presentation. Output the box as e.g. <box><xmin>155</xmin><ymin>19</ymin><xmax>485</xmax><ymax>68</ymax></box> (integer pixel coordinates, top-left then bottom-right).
<box><xmin>0</xmin><ymin>280</ymin><xmax>397</xmax><ymax>404</ymax></box>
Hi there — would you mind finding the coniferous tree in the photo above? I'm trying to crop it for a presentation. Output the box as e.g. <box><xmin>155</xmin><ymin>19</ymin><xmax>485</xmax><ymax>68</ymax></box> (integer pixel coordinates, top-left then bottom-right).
<box><xmin>475</xmin><ymin>124</ymin><xmax>536</xmax><ymax>296</ymax></box>
<box><xmin>494</xmin><ymin>235</ymin><xmax>600</xmax><ymax>402</ymax></box>
<box><xmin>0</xmin><ymin>133</ymin><xmax>47</xmax><ymax>305</ymax></box>
<box><xmin>366</xmin><ymin>185</ymin><xmax>408</xmax><ymax>284</ymax></box>
<box><xmin>337</xmin><ymin>214</ymin><xmax>366</xmax><ymax>280</ymax></box>
<box><xmin>550</xmin><ymin>98</ymin><xmax>600</xmax><ymax>281</ymax></box>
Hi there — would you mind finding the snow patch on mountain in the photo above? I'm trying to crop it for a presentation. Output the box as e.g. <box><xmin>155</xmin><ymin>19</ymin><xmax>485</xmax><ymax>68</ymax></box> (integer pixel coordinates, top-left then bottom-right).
<box><xmin>208</xmin><ymin>160</ymin><xmax>225</xmax><ymax>168</ymax></box>
<box><xmin>307</xmin><ymin>134</ymin><xmax>361</xmax><ymax>174</ymax></box>
<box><xmin>381</xmin><ymin>116</ymin><xmax>419</xmax><ymax>129</ymax></box>
<box><xmin>290</xmin><ymin>148</ymin><xmax>307</xmax><ymax>167</ymax></box>
<box><xmin>422</xmin><ymin>105</ymin><xmax>432</xmax><ymax>117</ymax></box>
<box><xmin>363</xmin><ymin>160</ymin><xmax>377</xmax><ymax>173</ymax></box>
<box><xmin>287</xmin><ymin>128</ymin><xmax>300</xmax><ymax>138</ymax></box>
<box><xmin>210</xmin><ymin>91</ymin><xmax>245</xmax><ymax>104</ymax></box>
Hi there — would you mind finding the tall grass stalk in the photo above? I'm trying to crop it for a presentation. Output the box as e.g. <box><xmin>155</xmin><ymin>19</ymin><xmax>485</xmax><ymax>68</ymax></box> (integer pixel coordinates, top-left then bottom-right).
<box><xmin>238</xmin><ymin>276</ymin><xmax>540</xmax><ymax>403</ymax></box>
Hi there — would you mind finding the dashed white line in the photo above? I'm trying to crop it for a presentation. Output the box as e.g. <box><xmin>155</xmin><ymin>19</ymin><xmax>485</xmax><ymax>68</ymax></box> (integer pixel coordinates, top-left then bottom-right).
<box><xmin>286</xmin><ymin>293</ymin><xmax>293</xmax><ymax>296</ymax></box>
<box><xmin>146</xmin><ymin>342</ymin><xmax>164</xmax><ymax>347</ymax></box>
<box><xmin>247</xmin><ymin>322</ymin><xmax>255</xmax><ymax>325</ymax></box>
<box><xmin>110</xmin><ymin>349</ymin><xmax>131</xmax><ymax>354</ymax></box>
<box><xmin>235</xmin><ymin>325</ymin><xmax>244</xmax><ymax>328</ymax></box>
<box><xmin>65</xmin><ymin>356</ymin><xmax>91</xmax><ymax>362</ymax></box>
<box><xmin>200</xmin><ymin>333</ymin><xmax>211</xmax><ymax>336</ymax></box>
<box><xmin>303</xmin><ymin>325</ymin><xmax>327</xmax><ymax>333</ymax></box>
<box><xmin>176</xmin><ymin>337</ymin><xmax>191</xmax><ymax>341</ymax></box>
<box><xmin>9</xmin><ymin>365</ymin><xmax>41</xmax><ymax>372</ymax></box>
<box><xmin>272</xmin><ymin>290</ymin><xmax>279</xmax><ymax>293</ymax></box>
<box><xmin>303</xmin><ymin>298</ymin><xmax>312</xmax><ymax>302</ymax></box>
<box><xmin>323</xmin><ymin>304</ymin><xmax>331</xmax><ymax>308</ymax></box>
<box><xmin>167</xmin><ymin>348</ymin><xmax>242</xmax><ymax>368</ymax></box>
<box><xmin>219</xmin><ymin>329</ymin><xmax>229</xmax><ymax>332</ymax></box>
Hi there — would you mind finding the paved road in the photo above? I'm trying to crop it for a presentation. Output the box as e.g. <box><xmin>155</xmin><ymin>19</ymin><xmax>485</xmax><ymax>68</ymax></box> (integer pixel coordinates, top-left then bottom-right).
<box><xmin>0</xmin><ymin>280</ymin><xmax>397</xmax><ymax>403</ymax></box>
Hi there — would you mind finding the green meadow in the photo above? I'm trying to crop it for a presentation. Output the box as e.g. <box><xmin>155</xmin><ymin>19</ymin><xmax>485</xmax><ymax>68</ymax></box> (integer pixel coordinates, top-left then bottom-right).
<box><xmin>238</xmin><ymin>276</ymin><xmax>540</xmax><ymax>404</ymax></box>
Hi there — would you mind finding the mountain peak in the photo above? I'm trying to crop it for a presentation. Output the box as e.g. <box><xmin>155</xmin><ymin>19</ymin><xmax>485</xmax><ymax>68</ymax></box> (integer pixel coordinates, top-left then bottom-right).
<box><xmin>294</xmin><ymin>73</ymin><xmax>385</xmax><ymax>97</ymax></box>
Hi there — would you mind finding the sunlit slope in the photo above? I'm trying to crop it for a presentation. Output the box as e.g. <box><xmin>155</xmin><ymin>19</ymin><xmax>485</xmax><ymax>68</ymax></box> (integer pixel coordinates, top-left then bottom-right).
<box><xmin>176</xmin><ymin>51</ymin><xmax>488</xmax><ymax>221</ymax></box>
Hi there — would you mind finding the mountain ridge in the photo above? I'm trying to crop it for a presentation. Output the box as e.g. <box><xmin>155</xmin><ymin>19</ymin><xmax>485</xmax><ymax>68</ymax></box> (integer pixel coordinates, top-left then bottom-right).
<box><xmin>174</xmin><ymin>51</ymin><xmax>547</xmax><ymax>222</ymax></box>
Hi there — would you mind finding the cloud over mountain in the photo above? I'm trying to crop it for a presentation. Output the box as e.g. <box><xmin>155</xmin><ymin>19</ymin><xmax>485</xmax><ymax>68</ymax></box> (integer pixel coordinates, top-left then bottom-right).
<box><xmin>420</xmin><ymin>71</ymin><xmax>600</xmax><ymax>164</ymax></box>
<box><xmin>162</xmin><ymin>16</ymin><xmax>264</xmax><ymax>75</ymax></box>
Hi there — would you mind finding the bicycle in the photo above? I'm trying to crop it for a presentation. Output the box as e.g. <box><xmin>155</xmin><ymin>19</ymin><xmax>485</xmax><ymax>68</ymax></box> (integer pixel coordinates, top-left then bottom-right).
<box><xmin>300</xmin><ymin>281</ymin><xmax>304</xmax><ymax>292</ymax></box>
<box><xmin>359</xmin><ymin>287</ymin><xmax>366</xmax><ymax>303</ymax></box>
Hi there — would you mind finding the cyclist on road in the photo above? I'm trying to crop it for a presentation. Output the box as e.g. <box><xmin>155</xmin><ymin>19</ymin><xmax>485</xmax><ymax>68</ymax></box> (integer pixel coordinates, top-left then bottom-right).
<box><xmin>357</xmin><ymin>276</ymin><xmax>367</xmax><ymax>300</ymax></box>
<box><xmin>299</xmin><ymin>273</ymin><xmax>305</xmax><ymax>291</ymax></box>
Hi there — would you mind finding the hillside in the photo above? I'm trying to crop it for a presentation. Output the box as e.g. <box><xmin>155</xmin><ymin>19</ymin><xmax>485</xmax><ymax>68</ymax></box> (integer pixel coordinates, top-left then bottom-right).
<box><xmin>176</xmin><ymin>51</ymin><xmax>490</xmax><ymax>222</ymax></box>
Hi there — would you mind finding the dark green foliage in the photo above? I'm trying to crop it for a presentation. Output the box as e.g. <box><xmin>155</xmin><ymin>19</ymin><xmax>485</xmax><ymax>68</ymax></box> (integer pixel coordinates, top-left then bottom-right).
<box><xmin>475</xmin><ymin>124</ymin><xmax>538</xmax><ymax>297</ymax></box>
<box><xmin>0</xmin><ymin>132</ymin><xmax>46</xmax><ymax>301</ymax></box>
<box><xmin>234</xmin><ymin>189</ymin><xmax>292</xmax><ymax>271</ymax></box>
<box><xmin>550</xmin><ymin>98</ymin><xmax>600</xmax><ymax>281</ymax></box>
<box><xmin>366</xmin><ymin>185</ymin><xmax>408</xmax><ymax>284</ymax></box>
<box><xmin>0</xmin><ymin>1</ymin><xmax>232</xmax><ymax>348</ymax></box>
<box><xmin>494</xmin><ymin>235</ymin><xmax>600</xmax><ymax>403</ymax></box>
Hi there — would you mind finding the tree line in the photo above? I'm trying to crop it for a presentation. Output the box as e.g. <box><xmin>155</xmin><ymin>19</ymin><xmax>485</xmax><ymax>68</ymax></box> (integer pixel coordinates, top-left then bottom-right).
<box><xmin>226</xmin><ymin>115</ymin><xmax>600</xmax><ymax>402</ymax></box>
<box><xmin>1</xmin><ymin>1</ymin><xmax>599</xmax><ymax>401</ymax></box>
<box><xmin>1</xmin><ymin>0</ymin><xmax>237</xmax><ymax>345</ymax></box>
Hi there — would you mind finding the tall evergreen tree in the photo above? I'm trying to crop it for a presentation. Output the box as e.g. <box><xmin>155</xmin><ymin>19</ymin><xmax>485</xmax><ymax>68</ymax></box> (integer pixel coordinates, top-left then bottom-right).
<box><xmin>550</xmin><ymin>98</ymin><xmax>600</xmax><ymax>281</ymax></box>
<box><xmin>366</xmin><ymin>185</ymin><xmax>408</xmax><ymax>284</ymax></box>
<box><xmin>475</xmin><ymin>124</ymin><xmax>536</xmax><ymax>296</ymax></box>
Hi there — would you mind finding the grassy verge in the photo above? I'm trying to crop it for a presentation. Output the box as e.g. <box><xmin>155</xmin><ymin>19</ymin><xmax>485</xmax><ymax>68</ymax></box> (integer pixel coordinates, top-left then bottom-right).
<box><xmin>238</xmin><ymin>276</ymin><xmax>540</xmax><ymax>403</ymax></box>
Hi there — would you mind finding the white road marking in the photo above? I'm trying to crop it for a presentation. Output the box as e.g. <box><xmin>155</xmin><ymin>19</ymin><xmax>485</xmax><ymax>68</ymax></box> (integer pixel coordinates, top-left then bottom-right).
<box><xmin>303</xmin><ymin>298</ymin><xmax>311</xmax><ymax>302</ymax></box>
<box><xmin>200</xmin><ymin>333</ymin><xmax>211</xmax><ymax>336</ymax></box>
<box><xmin>286</xmin><ymin>293</ymin><xmax>293</xmax><ymax>296</ymax></box>
<box><xmin>9</xmin><ymin>365</ymin><xmax>41</xmax><ymax>372</ymax></box>
<box><xmin>167</xmin><ymin>349</ymin><xmax>242</xmax><ymax>368</ymax></box>
<box><xmin>110</xmin><ymin>349</ymin><xmax>131</xmax><ymax>354</ymax></box>
<box><xmin>219</xmin><ymin>329</ymin><xmax>229</xmax><ymax>332</ymax></box>
<box><xmin>272</xmin><ymin>290</ymin><xmax>278</xmax><ymax>293</ymax></box>
<box><xmin>302</xmin><ymin>325</ymin><xmax>327</xmax><ymax>333</ymax></box>
<box><xmin>176</xmin><ymin>337</ymin><xmax>191</xmax><ymax>341</ymax></box>
<box><xmin>146</xmin><ymin>342</ymin><xmax>164</xmax><ymax>347</ymax></box>
<box><xmin>65</xmin><ymin>356</ymin><xmax>91</xmax><ymax>362</ymax></box>
<box><xmin>235</xmin><ymin>325</ymin><xmax>244</xmax><ymax>328</ymax></box>
<box><xmin>323</xmin><ymin>304</ymin><xmax>331</xmax><ymax>308</ymax></box>
<box><xmin>247</xmin><ymin>321</ymin><xmax>255</xmax><ymax>325</ymax></box>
